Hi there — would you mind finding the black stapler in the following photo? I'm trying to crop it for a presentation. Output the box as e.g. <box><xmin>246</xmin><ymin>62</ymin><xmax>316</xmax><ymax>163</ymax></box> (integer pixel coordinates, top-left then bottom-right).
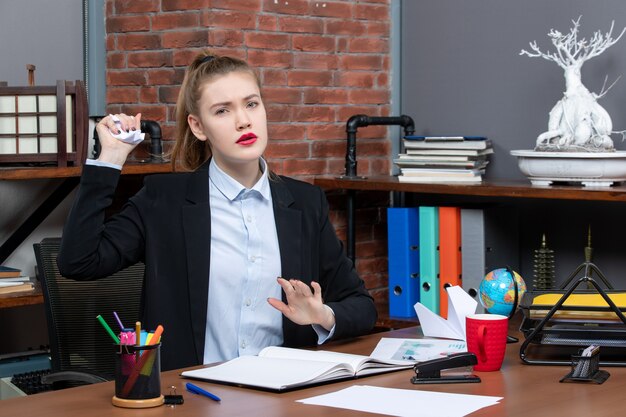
<box><xmin>411</xmin><ymin>352</ymin><xmax>481</xmax><ymax>384</ymax></box>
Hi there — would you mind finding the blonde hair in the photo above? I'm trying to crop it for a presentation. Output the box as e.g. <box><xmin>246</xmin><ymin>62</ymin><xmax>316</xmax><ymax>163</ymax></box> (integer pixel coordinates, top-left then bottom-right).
<box><xmin>169</xmin><ymin>52</ymin><xmax>260</xmax><ymax>171</ymax></box>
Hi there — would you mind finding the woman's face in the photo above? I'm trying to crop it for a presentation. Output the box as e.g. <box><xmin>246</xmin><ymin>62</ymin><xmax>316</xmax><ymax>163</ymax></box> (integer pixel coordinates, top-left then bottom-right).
<box><xmin>188</xmin><ymin>71</ymin><xmax>268</xmax><ymax>176</ymax></box>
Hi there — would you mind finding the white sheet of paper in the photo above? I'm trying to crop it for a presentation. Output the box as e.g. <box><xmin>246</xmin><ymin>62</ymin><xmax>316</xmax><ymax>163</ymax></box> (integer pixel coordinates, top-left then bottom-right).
<box><xmin>413</xmin><ymin>286</ymin><xmax>478</xmax><ymax>340</ymax></box>
<box><xmin>297</xmin><ymin>385</ymin><xmax>502</xmax><ymax>417</ymax></box>
<box><xmin>370</xmin><ymin>338</ymin><xmax>467</xmax><ymax>362</ymax></box>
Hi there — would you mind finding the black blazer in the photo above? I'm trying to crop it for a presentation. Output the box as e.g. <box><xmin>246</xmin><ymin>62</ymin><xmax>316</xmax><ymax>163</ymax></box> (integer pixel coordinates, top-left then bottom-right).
<box><xmin>58</xmin><ymin>163</ymin><xmax>377</xmax><ymax>371</ymax></box>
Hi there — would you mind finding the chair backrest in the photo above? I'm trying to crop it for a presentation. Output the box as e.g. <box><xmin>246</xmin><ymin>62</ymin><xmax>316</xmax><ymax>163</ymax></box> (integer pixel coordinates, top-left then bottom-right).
<box><xmin>34</xmin><ymin>238</ymin><xmax>144</xmax><ymax>380</ymax></box>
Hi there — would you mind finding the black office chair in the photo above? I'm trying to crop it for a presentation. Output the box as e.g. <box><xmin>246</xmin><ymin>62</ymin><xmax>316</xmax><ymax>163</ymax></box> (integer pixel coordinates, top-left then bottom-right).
<box><xmin>34</xmin><ymin>237</ymin><xmax>144</xmax><ymax>388</ymax></box>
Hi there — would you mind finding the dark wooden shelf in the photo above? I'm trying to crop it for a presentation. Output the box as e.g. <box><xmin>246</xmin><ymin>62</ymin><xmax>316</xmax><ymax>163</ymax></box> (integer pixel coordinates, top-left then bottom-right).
<box><xmin>0</xmin><ymin>162</ymin><xmax>173</xmax><ymax>180</ymax></box>
<box><xmin>314</xmin><ymin>175</ymin><xmax>626</xmax><ymax>203</ymax></box>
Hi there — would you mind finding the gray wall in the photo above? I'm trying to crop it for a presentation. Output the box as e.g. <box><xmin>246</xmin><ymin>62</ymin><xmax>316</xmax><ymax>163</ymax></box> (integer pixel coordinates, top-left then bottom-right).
<box><xmin>0</xmin><ymin>0</ymin><xmax>84</xmax><ymax>86</ymax></box>
<box><xmin>399</xmin><ymin>1</ymin><xmax>626</xmax><ymax>286</ymax></box>
<box><xmin>400</xmin><ymin>0</ymin><xmax>626</xmax><ymax>180</ymax></box>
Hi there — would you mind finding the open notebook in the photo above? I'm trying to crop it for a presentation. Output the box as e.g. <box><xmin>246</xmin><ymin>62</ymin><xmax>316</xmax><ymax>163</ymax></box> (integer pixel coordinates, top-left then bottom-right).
<box><xmin>181</xmin><ymin>346</ymin><xmax>413</xmax><ymax>391</ymax></box>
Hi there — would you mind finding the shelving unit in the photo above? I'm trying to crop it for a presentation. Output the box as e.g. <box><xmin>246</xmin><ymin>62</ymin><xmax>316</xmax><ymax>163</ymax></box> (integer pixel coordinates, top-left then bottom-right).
<box><xmin>0</xmin><ymin>163</ymin><xmax>172</xmax><ymax>308</ymax></box>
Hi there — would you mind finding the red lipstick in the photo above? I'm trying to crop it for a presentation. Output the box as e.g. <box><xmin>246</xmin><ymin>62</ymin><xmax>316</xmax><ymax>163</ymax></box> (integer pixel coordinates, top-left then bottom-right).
<box><xmin>237</xmin><ymin>133</ymin><xmax>257</xmax><ymax>145</ymax></box>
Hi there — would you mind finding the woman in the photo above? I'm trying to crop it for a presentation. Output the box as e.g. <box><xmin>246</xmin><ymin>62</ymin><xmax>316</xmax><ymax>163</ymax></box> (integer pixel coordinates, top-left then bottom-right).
<box><xmin>58</xmin><ymin>52</ymin><xmax>377</xmax><ymax>371</ymax></box>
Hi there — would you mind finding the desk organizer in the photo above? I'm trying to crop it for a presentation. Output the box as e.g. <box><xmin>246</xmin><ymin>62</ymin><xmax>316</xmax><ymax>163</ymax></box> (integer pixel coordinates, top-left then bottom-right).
<box><xmin>519</xmin><ymin>259</ymin><xmax>626</xmax><ymax>366</ymax></box>
<box><xmin>560</xmin><ymin>349</ymin><xmax>610</xmax><ymax>384</ymax></box>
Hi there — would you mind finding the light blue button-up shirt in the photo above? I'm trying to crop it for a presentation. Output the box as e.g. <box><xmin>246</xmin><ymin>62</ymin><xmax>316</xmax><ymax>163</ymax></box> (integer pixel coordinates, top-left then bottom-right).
<box><xmin>203</xmin><ymin>158</ymin><xmax>283</xmax><ymax>363</ymax></box>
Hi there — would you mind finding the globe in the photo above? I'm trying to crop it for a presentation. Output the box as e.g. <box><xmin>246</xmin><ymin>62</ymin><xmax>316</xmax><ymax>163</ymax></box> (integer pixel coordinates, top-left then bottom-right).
<box><xmin>479</xmin><ymin>268</ymin><xmax>527</xmax><ymax>316</ymax></box>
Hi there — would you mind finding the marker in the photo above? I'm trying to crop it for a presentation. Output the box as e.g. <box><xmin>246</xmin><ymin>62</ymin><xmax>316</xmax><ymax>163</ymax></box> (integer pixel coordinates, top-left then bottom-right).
<box><xmin>186</xmin><ymin>382</ymin><xmax>221</xmax><ymax>402</ymax></box>
<box><xmin>113</xmin><ymin>311</ymin><xmax>125</xmax><ymax>330</ymax></box>
<box><xmin>135</xmin><ymin>321</ymin><xmax>141</xmax><ymax>347</ymax></box>
<box><xmin>96</xmin><ymin>315</ymin><xmax>120</xmax><ymax>344</ymax></box>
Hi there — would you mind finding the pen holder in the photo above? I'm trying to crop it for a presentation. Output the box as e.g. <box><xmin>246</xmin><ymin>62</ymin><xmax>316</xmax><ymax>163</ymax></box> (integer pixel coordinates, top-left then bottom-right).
<box><xmin>112</xmin><ymin>343</ymin><xmax>164</xmax><ymax>408</ymax></box>
<box><xmin>560</xmin><ymin>349</ymin><xmax>610</xmax><ymax>384</ymax></box>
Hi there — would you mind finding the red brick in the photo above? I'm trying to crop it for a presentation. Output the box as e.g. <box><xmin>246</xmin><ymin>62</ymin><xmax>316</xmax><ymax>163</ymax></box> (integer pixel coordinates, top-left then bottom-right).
<box><xmin>107</xmin><ymin>15</ymin><xmax>151</xmax><ymax>32</ymax></box>
<box><xmin>293</xmin><ymin>53</ymin><xmax>338</xmax><ymax>70</ymax></box>
<box><xmin>376</xmin><ymin>73</ymin><xmax>389</xmax><ymax>88</ymax></box>
<box><xmin>265</xmin><ymin>141</ymin><xmax>310</xmax><ymax>159</ymax></box>
<box><xmin>162</xmin><ymin>31</ymin><xmax>209</xmax><ymax>49</ymax></box>
<box><xmin>261</xmin><ymin>69</ymin><xmax>287</xmax><ymax>85</ymax></box>
<box><xmin>268</xmin><ymin>123</ymin><xmax>306</xmax><ymax>140</ymax></box>
<box><xmin>339</xmin><ymin>55</ymin><xmax>383</xmax><ymax>71</ymax></box>
<box><xmin>262</xmin><ymin>87</ymin><xmax>302</xmax><ymax>104</ymax></box>
<box><xmin>287</xmin><ymin>70</ymin><xmax>332</xmax><ymax>86</ymax></box>
<box><xmin>208</xmin><ymin>29</ymin><xmax>245</xmax><ymax>47</ymax></box>
<box><xmin>337</xmin><ymin>106</ymin><xmax>382</xmax><ymax>122</ymax></box>
<box><xmin>161</xmin><ymin>0</ymin><xmax>207</xmax><ymax>11</ymax></box>
<box><xmin>356</xmin><ymin>240</ymin><xmax>387</xmax><ymax>258</ymax></box>
<box><xmin>247</xmin><ymin>50</ymin><xmax>292</xmax><ymax>68</ymax></box>
<box><xmin>367</xmin><ymin>21</ymin><xmax>390</xmax><ymax>37</ymax></box>
<box><xmin>291</xmin><ymin>105</ymin><xmax>335</xmax><ymax>122</ymax></box>
<box><xmin>334</xmin><ymin>71</ymin><xmax>374</xmax><ymax>88</ymax></box>
<box><xmin>202</xmin><ymin>10</ymin><xmax>255</xmax><ymax>30</ymax></box>
<box><xmin>348</xmin><ymin>89</ymin><xmax>389</xmax><ymax>105</ymax></box>
<box><xmin>114</xmin><ymin>0</ymin><xmax>159</xmax><ymax>14</ymax></box>
<box><xmin>292</xmin><ymin>35</ymin><xmax>335</xmax><ymax>52</ymax></box>
<box><xmin>306</xmin><ymin>123</ymin><xmax>344</xmax><ymax>140</ymax></box>
<box><xmin>336</xmin><ymin>37</ymin><xmax>349</xmax><ymax>53</ymax></box>
<box><xmin>263</xmin><ymin>0</ymin><xmax>309</xmax><ymax>15</ymax></box>
<box><xmin>127</xmin><ymin>51</ymin><xmax>173</xmax><ymax>68</ymax></box>
<box><xmin>348</xmin><ymin>37</ymin><xmax>388</xmax><ymax>53</ymax></box>
<box><xmin>283</xmin><ymin>158</ymin><xmax>327</xmax><ymax>175</ymax></box>
<box><xmin>278</xmin><ymin>17</ymin><xmax>323</xmax><ymax>33</ymax></box>
<box><xmin>245</xmin><ymin>33</ymin><xmax>291</xmax><ymax>50</ymax></box>
<box><xmin>326</xmin><ymin>20</ymin><xmax>367</xmax><ymax>36</ymax></box>
<box><xmin>139</xmin><ymin>87</ymin><xmax>159</xmax><ymax>103</ymax></box>
<box><xmin>355</xmin><ymin>4</ymin><xmax>389</xmax><ymax>21</ymax></box>
<box><xmin>158</xmin><ymin>85</ymin><xmax>181</xmax><ymax>103</ymax></box>
<box><xmin>303</xmin><ymin>89</ymin><xmax>348</xmax><ymax>104</ymax></box>
<box><xmin>258</xmin><ymin>15</ymin><xmax>278</xmax><ymax>31</ymax></box>
<box><xmin>311</xmin><ymin>140</ymin><xmax>345</xmax><ymax>157</ymax></box>
<box><xmin>147</xmin><ymin>68</ymin><xmax>186</xmax><ymax>85</ymax></box>
<box><xmin>107</xmin><ymin>52</ymin><xmax>126</xmax><ymax>69</ymax></box>
<box><xmin>107</xmin><ymin>71</ymin><xmax>147</xmax><ymax>86</ymax></box>
<box><xmin>106</xmin><ymin>87</ymin><xmax>139</xmax><ymax>103</ymax></box>
<box><xmin>266</xmin><ymin>104</ymin><xmax>292</xmax><ymax>123</ymax></box>
<box><xmin>310</xmin><ymin>1</ymin><xmax>353</xmax><ymax>18</ymax></box>
<box><xmin>211</xmin><ymin>0</ymin><xmax>260</xmax><ymax>11</ymax></box>
<box><xmin>117</xmin><ymin>33</ymin><xmax>161</xmax><ymax>50</ymax></box>
<box><xmin>120</xmin><ymin>105</ymin><xmax>167</xmax><ymax>122</ymax></box>
<box><xmin>151</xmin><ymin>13</ymin><xmax>200</xmax><ymax>30</ymax></box>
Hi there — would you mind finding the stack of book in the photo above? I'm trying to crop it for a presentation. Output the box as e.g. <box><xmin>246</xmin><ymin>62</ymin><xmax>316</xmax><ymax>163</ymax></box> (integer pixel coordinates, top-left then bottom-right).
<box><xmin>394</xmin><ymin>136</ymin><xmax>493</xmax><ymax>183</ymax></box>
<box><xmin>0</xmin><ymin>266</ymin><xmax>35</xmax><ymax>295</ymax></box>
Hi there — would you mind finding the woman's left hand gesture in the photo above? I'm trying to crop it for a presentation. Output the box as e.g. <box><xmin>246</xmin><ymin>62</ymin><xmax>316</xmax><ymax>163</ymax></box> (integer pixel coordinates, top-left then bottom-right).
<box><xmin>267</xmin><ymin>278</ymin><xmax>335</xmax><ymax>331</ymax></box>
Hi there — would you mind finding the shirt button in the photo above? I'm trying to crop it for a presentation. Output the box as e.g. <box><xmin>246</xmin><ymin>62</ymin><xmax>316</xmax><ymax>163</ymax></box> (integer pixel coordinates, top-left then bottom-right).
<box><xmin>245</xmin><ymin>299</ymin><xmax>252</xmax><ymax>306</ymax></box>
<box><xmin>249</xmin><ymin>255</ymin><xmax>256</xmax><ymax>262</ymax></box>
<box><xmin>241</xmin><ymin>341</ymin><xmax>247</xmax><ymax>349</ymax></box>
<box><xmin>246</xmin><ymin>215</ymin><xmax>252</xmax><ymax>222</ymax></box>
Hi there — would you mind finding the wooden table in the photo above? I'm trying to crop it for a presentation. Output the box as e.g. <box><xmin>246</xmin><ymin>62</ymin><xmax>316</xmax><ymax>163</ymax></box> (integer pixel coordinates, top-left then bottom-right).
<box><xmin>1</xmin><ymin>326</ymin><xmax>623</xmax><ymax>417</ymax></box>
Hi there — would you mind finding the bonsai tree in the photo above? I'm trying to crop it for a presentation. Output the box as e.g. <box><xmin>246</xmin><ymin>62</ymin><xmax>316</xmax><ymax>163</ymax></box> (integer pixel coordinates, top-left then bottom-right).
<box><xmin>521</xmin><ymin>17</ymin><xmax>626</xmax><ymax>152</ymax></box>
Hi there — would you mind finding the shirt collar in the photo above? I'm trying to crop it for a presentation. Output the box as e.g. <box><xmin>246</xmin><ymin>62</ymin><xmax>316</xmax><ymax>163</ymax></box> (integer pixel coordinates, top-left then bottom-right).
<box><xmin>209</xmin><ymin>158</ymin><xmax>271</xmax><ymax>202</ymax></box>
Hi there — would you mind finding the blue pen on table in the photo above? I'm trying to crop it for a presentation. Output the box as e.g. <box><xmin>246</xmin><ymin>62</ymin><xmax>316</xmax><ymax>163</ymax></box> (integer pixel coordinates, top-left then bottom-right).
<box><xmin>186</xmin><ymin>382</ymin><xmax>221</xmax><ymax>402</ymax></box>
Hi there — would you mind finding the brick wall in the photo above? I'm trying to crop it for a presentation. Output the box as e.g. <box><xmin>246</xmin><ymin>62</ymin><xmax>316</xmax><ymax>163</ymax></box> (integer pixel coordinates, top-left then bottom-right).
<box><xmin>104</xmin><ymin>0</ymin><xmax>392</xmax><ymax>315</ymax></box>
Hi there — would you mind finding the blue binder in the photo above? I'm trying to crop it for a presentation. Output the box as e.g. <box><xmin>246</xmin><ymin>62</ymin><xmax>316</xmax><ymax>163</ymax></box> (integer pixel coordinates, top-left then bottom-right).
<box><xmin>387</xmin><ymin>208</ymin><xmax>420</xmax><ymax>317</ymax></box>
<box><xmin>419</xmin><ymin>206</ymin><xmax>439</xmax><ymax>314</ymax></box>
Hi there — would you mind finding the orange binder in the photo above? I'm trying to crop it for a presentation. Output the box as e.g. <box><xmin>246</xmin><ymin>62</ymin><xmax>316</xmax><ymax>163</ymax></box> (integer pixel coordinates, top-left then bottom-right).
<box><xmin>438</xmin><ymin>206</ymin><xmax>462</xmax><ymax>319</ymax></box>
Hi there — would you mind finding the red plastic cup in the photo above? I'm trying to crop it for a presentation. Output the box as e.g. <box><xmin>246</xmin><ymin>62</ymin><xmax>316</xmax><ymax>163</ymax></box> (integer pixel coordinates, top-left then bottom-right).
<box><xmin>466</xmin><ymin>313</ymin><xmax>508</xmax><ymax>371</ymax></box>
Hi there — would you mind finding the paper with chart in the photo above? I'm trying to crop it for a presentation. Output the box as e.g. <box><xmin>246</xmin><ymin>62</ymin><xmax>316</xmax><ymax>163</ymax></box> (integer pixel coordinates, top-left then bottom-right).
<box><xmin>414</xmin><ymin>285</ymin><xmax>477</xmax><ymax>340</ymax></box>
<box><xmin>297</xmin><ymin>385</ymin><xmax>502</xmax><ymax>417</ymax></box>
<box><xmin>370</xmin><ymin>338</ymin><xmax>467</xmax><ymax>362</ymax></box>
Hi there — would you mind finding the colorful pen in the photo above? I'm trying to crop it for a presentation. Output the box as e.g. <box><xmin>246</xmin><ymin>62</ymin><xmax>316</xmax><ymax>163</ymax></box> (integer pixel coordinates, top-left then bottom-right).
<box><xmin>96</xmin><ymin>315</ymin><xmax>120</xmax><ymax>344</ymax></box>
<box><xmin>186</xmin><ymin>382</ymin><xmax>221</xmax><ymax>402</ymax></box>
<box><xmin>113</xmin><ymin>311</ymin><xmax>125</xmax><ymax>330</ymax></box>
